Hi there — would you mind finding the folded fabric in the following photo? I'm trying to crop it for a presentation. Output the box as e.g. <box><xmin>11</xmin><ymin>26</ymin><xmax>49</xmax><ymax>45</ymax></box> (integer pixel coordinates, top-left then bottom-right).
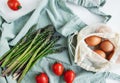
<box><xmin>0</xmin><ymin>0</ymin><xmax>120</xmax><ymax>83</ymax></box>
<box><xmin>0</xmin><ymin>0</ymin><xmax>41</xmax><ymax>22</ymax></box>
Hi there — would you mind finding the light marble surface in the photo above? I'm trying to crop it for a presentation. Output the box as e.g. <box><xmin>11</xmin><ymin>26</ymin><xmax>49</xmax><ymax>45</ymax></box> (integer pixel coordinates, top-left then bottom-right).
<box><xmin>0</xmin><ymin>0</ymin><xmax>120</xmax><ymax>83</ymax></box>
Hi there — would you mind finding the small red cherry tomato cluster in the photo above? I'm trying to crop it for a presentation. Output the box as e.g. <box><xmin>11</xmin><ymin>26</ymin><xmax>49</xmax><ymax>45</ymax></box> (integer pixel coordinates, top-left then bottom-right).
<box><xmin>35</xmin><ymin>62</ymin><xmax>76</xmax><ymax>83</ymax></box>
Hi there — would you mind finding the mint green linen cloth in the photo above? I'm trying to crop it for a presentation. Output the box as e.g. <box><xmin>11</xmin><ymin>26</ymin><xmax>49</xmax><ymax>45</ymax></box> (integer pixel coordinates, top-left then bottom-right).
<box><xmin>0</xmin><ymin>0</ymin><xmax>120</xmax><ymax>83</ymax></box>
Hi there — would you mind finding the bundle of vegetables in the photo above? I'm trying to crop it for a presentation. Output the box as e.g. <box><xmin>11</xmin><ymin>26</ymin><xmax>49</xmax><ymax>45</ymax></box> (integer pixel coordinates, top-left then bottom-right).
<box><xmin>0</xmin><ymin>25</ymin><xmax>61</xmax><ymax>83</ymax></box>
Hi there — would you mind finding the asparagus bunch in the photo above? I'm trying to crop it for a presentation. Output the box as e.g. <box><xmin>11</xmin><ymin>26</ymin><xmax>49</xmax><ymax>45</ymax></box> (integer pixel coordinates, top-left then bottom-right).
<box><xmin>0</xmin><ymin>25</ymin><xmax>60</xmax><ymax>83</ymax></box>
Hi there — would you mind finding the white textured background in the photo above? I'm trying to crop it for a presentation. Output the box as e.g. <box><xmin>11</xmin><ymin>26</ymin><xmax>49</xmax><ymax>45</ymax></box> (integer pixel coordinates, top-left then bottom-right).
<box><xmin>0</xmin><ymin>0</ymin><xmax>120</xmax><ymax>83</ymax></box>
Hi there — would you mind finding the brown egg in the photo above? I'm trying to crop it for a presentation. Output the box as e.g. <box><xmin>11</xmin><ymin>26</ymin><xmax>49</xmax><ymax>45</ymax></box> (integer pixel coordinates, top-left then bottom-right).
<box><xmin>100</xmin><ymin>40</ymin><xmax>114</xmax><ymax>52</ymax></box>
<box><xmin>85</xmin><ymin>36</ymin><xmax>102</xmax><ymax>46</ymax></box>
<box><xmin>107</xmin><ymin>51</ymin><xmax>114</xmax><ymax>60</ymax></box>
<box><xmin>94</xmin><ymin>50</ymin><xmax>106</xmax><ymax>58</ymax></box>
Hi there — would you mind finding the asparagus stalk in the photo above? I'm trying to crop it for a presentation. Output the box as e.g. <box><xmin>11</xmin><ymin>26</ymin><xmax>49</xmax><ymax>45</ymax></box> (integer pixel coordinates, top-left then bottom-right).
<box><xmin>11</xmin><ymin>38</ymin><xmax>45</xmax><ymax>74</ymax></box>
<box><xmin>18</xmin><ymin>34</ymin><xmax>52</xmax><ymax>83</ymax></box>
<box><xmin>0</xmin><ymin>25</ymin><xmax>61</xmax><ymax>83</ymax></box>
<box><xmin>3</xmin><ymin>30</ymin><xmax>48</xmax><ymax>75</ymax></box>
<box><xmin>2</xmin><ymin>30</ymin><xmax>41</xmax><ymax>76</ymax></box>
<box><xmin>12</xmin><ymin>53</ymin><xmax>32</xmax><ymax>75</ymax></box>
<box><xmin>27</xmin><ymin>40</ymin><xmax>56</xmax><ymax>72</ymax></box>
<box><xmin>7</xmin><ymin>29</ymin><xmax>49</xmax><ymax>67</ymax></box>
<box><xmin>1</xmin><ymin>37</ymin><xmax>27</xmax><ymax>68</ymax></box>
<box><xmin>0</xmin><ymin>50</ymin><xmax>11</xmax><ymax>61</ymax></box>
<box><xmin>0</xmin><ymin>24</ymin><xmax>37</xmax><ymax>62</ymax></box>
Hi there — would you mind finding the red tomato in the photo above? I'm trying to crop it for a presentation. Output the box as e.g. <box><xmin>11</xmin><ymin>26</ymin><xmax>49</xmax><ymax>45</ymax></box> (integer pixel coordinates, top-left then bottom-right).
<box><xmin>64</xmin><ymin>70</ymin><xmax>75</xmax><ymax>83</ymax></box>
<box><xmin>52</xmin><ymin>62</ymin><xmax>64</xmax><ymax>76</ymax></box>
<box><xmin>7</xmin><ymin>0</ymin><xmax>22</xmax><ymax>11</ymax></box>
<box><xmin>35</xmin><ymin>73</ymin><xmax>49</xmax><ymax>83</ymax></box>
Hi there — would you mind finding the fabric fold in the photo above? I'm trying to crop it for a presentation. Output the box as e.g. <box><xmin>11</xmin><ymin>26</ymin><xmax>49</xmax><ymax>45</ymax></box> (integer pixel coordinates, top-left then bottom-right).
<box><xmin>0</xmin><ymin>0</ymin><xmax>119</xmax><ymax>83</ymax></box>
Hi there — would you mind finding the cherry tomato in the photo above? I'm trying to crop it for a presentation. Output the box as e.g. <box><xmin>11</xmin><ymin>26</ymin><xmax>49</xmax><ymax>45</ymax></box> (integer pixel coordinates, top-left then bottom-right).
<box><xmin>52</xmin><ymin>62</ymin><xmax>64</xmax><ymax>76</ymax></box>
<box><xmin>35</xmin><ymin>73</ymin><xmax>49</xmax><ymax>83</ymax></box>
<box><xmin>7</xmin><ymin>0</ymin><xmax>22</xmax><ymax>11</ymax></box>
<box><xmin>64</xmin><ymin>70</ymin><xmax>75</xmax><ymax>83</ymax></box>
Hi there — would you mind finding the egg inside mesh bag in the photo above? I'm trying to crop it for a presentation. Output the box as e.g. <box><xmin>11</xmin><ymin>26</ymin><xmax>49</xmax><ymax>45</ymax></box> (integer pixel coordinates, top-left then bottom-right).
<box><xmin>68</xmin><ymin>23</ymin><xmax>120</xmax><ymax>72</ymax></box>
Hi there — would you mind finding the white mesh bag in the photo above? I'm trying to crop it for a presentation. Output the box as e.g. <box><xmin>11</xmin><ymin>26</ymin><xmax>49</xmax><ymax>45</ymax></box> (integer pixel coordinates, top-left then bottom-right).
<box><xmin>68</xmin><ymin>23</ymin><xmax>120</xmax><ymax>72</ymax></box>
